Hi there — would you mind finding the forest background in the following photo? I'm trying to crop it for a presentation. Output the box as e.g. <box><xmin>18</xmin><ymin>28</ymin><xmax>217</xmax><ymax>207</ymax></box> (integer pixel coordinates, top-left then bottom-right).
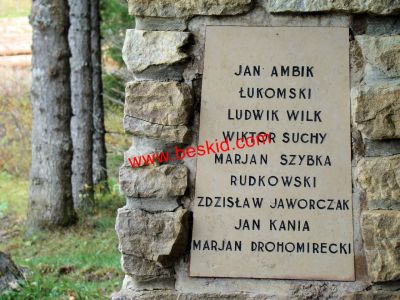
<box><xmin>0</xmin><ymin>0</ymin><xmax>132</xmax><ymax>298</ymax></box>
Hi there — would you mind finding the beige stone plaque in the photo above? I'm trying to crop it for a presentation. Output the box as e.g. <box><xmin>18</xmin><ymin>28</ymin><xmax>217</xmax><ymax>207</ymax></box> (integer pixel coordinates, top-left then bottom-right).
<box><xmin>190</xmin><ymin>26</ymin><xmax>354</xmax><ymax>281</ymax></box>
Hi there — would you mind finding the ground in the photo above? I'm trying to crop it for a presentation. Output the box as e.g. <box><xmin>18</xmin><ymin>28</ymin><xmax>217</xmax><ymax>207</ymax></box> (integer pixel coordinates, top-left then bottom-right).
<box><xmin>0</xmin><ymin>174</ymin><xmax>125</xmax><ymax>300</ymax></box>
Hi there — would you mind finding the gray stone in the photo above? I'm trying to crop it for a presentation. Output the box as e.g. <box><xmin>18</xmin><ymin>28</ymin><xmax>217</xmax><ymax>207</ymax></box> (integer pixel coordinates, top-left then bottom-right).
<box><xmin>125</xmin><ymin>81</ymin><xmax>193</xmax><ymax>126</ymax></box>
<box><xmin>135</xmin><ymin>17</ymin><xmax>187</xmax><ymax>31</ymax></box>
<box><xmin>0</xmin><ymin>252</ymin><xmax>24</xmax><ymax>293</ymax></box>
<box><xmin>353</xmin><ymin>82</ymin><xmax>400</xmax><ymax>140</ymax></box>
<box><xmin>130</xmin><ymin>135</ymin><xmax>168</xmax><ymax>153</ymax></box>
<box><xmin>112</xmin><ymin>289</ymin><xmax>177</xmax><ymax>300</ymax></box>
<box><xmin>124</xmin><ymin>115</ymin><xmax>191</xmax><ymax>144</ymax></box>
<box><xmin>350</xmin><ymin>39</ymin><xmax>365</xmax><ymax>87</ymax></box>
<box><xmin>127</xmin><ymin>0</ymin><xmax>254</xmax><ymax>18</ymax></box>
<box><xmin>122</xmin><ymin>274</ymin><xmax>175</xmax><ymax>292</ymax></box>
<box><xmin>121</xmin><ymin>255</ymin><xmax>174</xmax><ymax>282</ymax></box>
<box><xmin>365</xmin><ymin>16</ymin><xmax>400</xmax><ymax>35</ymax></box>
<box><xmin>116</xmin><ymin>207</ymin><xmax>189</xmax><ymax>266</ymax></box>
<box><xmin>352</xmin><ymin>129</ymin><xmax>365</xmax><ymax>165</ymax></box>
<box><xmin>122</xmin><ymin>30</ymin><xmax>190</xmax><ymax>80</ymax></box>
<box><xmin>352</xmin><ymin>15</ymin><xmax>400</xmax><ymax>36</ymax></box>
<box><xmin>361</xmin><ymin>210</ymin><xmax>400</xmax><ymax>282</ymax></box>
<box><xmin>119</xmin><ymin>164</ymin><xmax>188</xmax><ymax>198</ymax></box>
<box><xmin>123</xmin><ymin>136</ymin><xmax>167</xmax><ymax>167</ymax></box>
<box><xmin>357</xmin><ymin>155</ymin><xmax>400</xmax><ymax>210</ymax></box>
<box><xmin>267</xmin><ymin>0</ymin><xmax>400</xmax><ymax>15</ymax></box>
<box><xmin>290</xmin><ymin>283</ymin><xmax>341</xmax><ymax>299</ymax></box>
<box><xmin>174</xmin><ymin>260</ymin><xmax>369</xmax><ymax>298</ymax></box>
<box><xmin>112</xmin><ymin>289</ymin><xmax>274</xmax><ymax>300</ymax></box>
<box><xmin>356</xmin><ymin>35</ymin><xmax>400</xmax><ymax>78</ymax></box>
<box><xmin>123</xmin><ymin>137</ymin><xmax>180</xmax><ymax>170</ymax></box>
<box><xmin>126</xmin><ymin>197</ymin><xmax>180</xmax><ymax>212</ymax></box>
<box><xmin>364</xmin><ymin>139</ymin><xmax>400</xmax><ymax>157</ymax></box>
<box><xmin>343</xmin><ymin>290</ymin><xmax>400</xmax><ymax>299</ymax></box>
<box><xmin>124</xmin><ymin>136</ymin><xmax>182</xmax><ymax>166</ymax></box>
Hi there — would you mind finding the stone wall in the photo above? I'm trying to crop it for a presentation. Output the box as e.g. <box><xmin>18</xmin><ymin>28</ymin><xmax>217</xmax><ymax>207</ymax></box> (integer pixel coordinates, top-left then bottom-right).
<box><xmin>112</xmin><ymin>1</ymin><xmax>400</xmax><ymax>299</ymax></box>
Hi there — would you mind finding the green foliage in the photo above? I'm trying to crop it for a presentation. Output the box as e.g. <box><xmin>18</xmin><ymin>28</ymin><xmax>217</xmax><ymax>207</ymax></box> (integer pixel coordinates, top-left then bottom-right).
<box><xmin>0</xmin><ymin>68</ymin><xmax>32</xmax><ymax>177</ymax></box>
<box><xmin>100</xmin><ymin>0</ymin><xmax>132</xmax><ymax>114</ymax></box>
<box><xmin>94</xmin><ymin>177</ymin><xmax>124</xmax><ymax>210</ymax></box>
<box><xmin>0</xmin><ymin>0</ymin><xmax>31</xmax><ymax>19</ymax></box>
<box><xmin>0</xmin><ymin>172</ymin><xmax>28</xmax><ymax>217</ymax></box>
<box><xmin>103</xmin><ymin>95</ymin><xmax>131</xmax><ymax>179</ymax></box>
<box><xmin>102</xmin><ymin>72</ymin><xmax>126</xmax><ymax>110</ymax></box>
<box><xmin>0</xmin><ymin>225</ymin><xmax>123</xmax><ymax>300</ymax></box>
<box><xmin>100</xmin><ymin>0</ymin><xmax>133</xmax><ymax>64</ymax></box>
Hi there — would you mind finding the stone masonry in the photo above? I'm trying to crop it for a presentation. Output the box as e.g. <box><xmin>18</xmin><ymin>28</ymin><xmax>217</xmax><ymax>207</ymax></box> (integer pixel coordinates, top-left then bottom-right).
<box><xmin>113</xmin><ymin>0</ymin><xmax>400</xmax><ymax>299</ymax></box>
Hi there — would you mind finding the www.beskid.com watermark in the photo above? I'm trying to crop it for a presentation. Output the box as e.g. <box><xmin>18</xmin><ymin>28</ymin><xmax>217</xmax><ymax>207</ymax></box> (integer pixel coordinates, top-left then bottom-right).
<box><xmin>127</xmin><ymin>133</ymin><xmax>272</xmax><ymax>168</ymax></box>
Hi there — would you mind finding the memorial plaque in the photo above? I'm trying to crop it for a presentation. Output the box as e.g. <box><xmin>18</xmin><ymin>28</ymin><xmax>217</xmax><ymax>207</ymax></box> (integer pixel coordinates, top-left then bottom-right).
<box><xmin>190</xmin><ymin>27</ymin><xmax>354</xmax><ymax>281</ymax></box>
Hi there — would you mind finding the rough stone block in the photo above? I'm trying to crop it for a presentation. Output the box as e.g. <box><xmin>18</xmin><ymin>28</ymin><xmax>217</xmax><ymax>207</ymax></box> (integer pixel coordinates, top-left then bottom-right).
<box><xmin>354</xmin><ymin>83</ymin><xmax>400</xmax><ymax>140</ymax></box>
<box><xmin>122</xmin><ymin>30</ymin><xmax>190</xmax><ymax>79</ymax></box>
<box><xmin>126</xmin><ymin>197</ymin><xmax>180</xmax><ymax>212</ymax></box>
<box><xmin>357</xmin><ymin>155</ymin><xmax>400</xmax><ymax>210</ymax></box>
<box><xmin>127</xmin><ymin>0</ymin><xmax>254</xmax><ymax>18</ymax></box>
<box><xmin>112</xmin><ymin>289</ymin><xmax>177</xmax><ymax>300</ymax></box>
<box><xmin>356</xmin><ymin>35</ymin><xmax>400</xmax><ymax>78</ymax></box>
<box><xmin>267</xmin><ymin>0</ymin><xmax>400</xmax><ymax>15</ymax></box>
<box><xmin>112</xmin><ymin>290</ymin><xmax>272</xmax><ymax>300</ymax></box>
<box><xmin>122</xmin><ymin>274</ymin><xmax>175</xmax><ymax>293</ymax></box>
<box><xmin>361</xmin><ymin>210</ymin><xmax>400</xmax><ymax>282</ymax></box>
<box><xmin>121</xmin><ymin>254</ymin><xmax>174</xmax><ymax>282</ymax></box>
<box><xmin>116</xmin><ymin>207</ymin><xmax>189</xmax><ymax>266</ymax></box>
<box><xmin>124</xmin><ymin>115</ymin><xmax>191</xmax><ymax>144</ymax></box>
<box><xmin>125</xmin><ymin>81</ymin><xmax>193</xmax><ymax>126</ymax></box>
<box><xmin>350</xmin><ymin>39</ymin><xmax>364</xmax><ymax>86</ymax></box>
<box><xmin>135</xmin><ymin>17</ymin><xmax>188</xmax><ymax>31</ymax></box>
<box><xmin>119</xmin><ymin>164</ymin><xmax>188</xmax><ymax>198</ymax></box>
<box><xmin>364</xmin><ymin>139</ymin><xmax>400</xmax><ymax>157</ymax></box>
<box><xmin>364</xmin><ymin>16</ymin><xmax>400</xmax><ymax>35</ymax></box>
<box><xmin>343</xmin><ymin>290</ymin><xmax>400</xmax><ymax>300</ymax></box>
<box><xmin>123</xmin><ymin>136</ymin><xmax>169</xmax><ymax>167</ymax></box>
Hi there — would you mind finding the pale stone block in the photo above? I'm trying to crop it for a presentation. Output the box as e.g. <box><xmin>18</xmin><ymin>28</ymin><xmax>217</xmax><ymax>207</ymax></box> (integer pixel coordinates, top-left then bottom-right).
<box><xmin>119</xmin><ymin>164</ymin><xmax>188</xmax><ymax>198</ymax></box>
<box><xmin>354</xmin><ymin>82</ymin><xmax>400</xmax><ymax>140</ymax></box>
<box><xmin>364</xmin><ymin>139</ymin><xmax>400</xmax><ymax>157</ymax></box>
<box><xmin>135</xmin><ymin>17</ymin><xmax>187</xmax><ymax>31</ymax></box>
<box><xmin>124</xmin><ymin>115</ymin><xmax>191</xmax><ymax>144</ymax></box>
<box><xmin>267</xmin><ymin>0</ymin><xmax>400</xmax><ymax>15</ymax></box>
<box><xmin>121</xmin><ymin>255</ymin><xmax>174</xmax><ymax>282</ymax></box>
<box><xmin>125</xmin><ymin>81</ymin><xmax>193</xmax><ymax>126</ymax></box>
<box><xmin>357</xmin><ymin>155</ymin><xmax>400</xmax><ymax>209</ymax></box>
<box><xmin>127</xmin><ymin>0</ymin><xmax>254</xmax><ymax>18</ymax></box>
<box><xmin>356</xmin><ymin>35</ymin><xmax>400</xmax><ymax>78</ymax></box>
<box><xmin>112</xmin><ymin>289</ymin><xmax>274</xmax><ymax>300</ymax></box>
<box><xmin>343</xmin><ymin>290</ymin><xmax>400</xmax><ymax>299</ymax></box>
<box><xmin>116</xmin><ymin>207</ymin><xmax>189</xmax><ymax>266</ymax></box>
<box><xmin>122</xmin><ymin>29</ymin><xmax>190</xmax><ymax>79</ymax></box>
<box><xmin>361</xmin><ymin>210</ymin><xmax>400</xmax><ymax>282</ymax></box>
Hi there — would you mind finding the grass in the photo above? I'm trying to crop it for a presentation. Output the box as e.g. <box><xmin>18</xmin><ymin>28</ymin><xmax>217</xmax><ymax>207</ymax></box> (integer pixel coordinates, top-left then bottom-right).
<box><xmin>0</xmin><ymin>174</ymin><xmax>125</xmax><ymax>300</ymax></box>
<box><xmin>0</xmin><ymin>172</ymin><xmax>28</xmax><ymax>218</ymax></box>
<box><xmin>0</xmin><ymin>0</ymin><xmax>31</xmax><ymax>19</ymax></box>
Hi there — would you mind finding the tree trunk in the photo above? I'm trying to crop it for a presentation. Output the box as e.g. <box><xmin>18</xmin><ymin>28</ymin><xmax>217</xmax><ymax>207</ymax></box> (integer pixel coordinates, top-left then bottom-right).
<box><xmin>69</xmin><ymin>0</ymin><xmax>94</xmax><ymax>211</ymax></box>
<box><xmin>91</xmin><ymin>0</ymin><xmax>108</xmax><ymax>188</ymax></box>
<box><xmin>27</xmin><ymin>0</ymin><xmax>76</xmax><ymax>232</ymax></box>
<box><xmin>0</xmin><ymin>252</ymin><xmax>24</xmax><ymax>292</ymax></box>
